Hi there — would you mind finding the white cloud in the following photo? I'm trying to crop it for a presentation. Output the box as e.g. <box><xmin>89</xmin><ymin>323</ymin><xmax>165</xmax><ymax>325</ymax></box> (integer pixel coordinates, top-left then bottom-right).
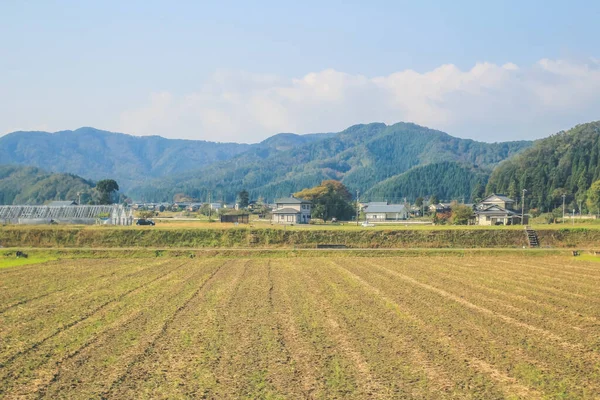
<box><xmin>118</xmin><ymin>59</ymin><xmax>600</xmax><ymax>143</ymax></box>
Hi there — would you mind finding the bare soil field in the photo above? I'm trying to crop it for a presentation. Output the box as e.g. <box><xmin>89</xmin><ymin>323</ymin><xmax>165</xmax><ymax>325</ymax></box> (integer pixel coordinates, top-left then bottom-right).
<box><xmin>1</xmin><ymin>255</ymin><xmax>599</xmax><ymax>399</ymax></box>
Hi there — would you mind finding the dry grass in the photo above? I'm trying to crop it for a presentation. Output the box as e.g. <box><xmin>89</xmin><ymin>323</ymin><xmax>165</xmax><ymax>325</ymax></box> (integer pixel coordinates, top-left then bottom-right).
<box><xmin>1</xmin><ymin>255</ymin><xmax>599</xmax><ymax>398</ymax></box>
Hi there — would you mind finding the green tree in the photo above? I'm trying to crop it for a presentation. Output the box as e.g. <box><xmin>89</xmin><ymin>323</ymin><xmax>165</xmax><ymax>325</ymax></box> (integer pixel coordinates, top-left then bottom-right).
<box><xmin>199</xmin><ymin>203</ymin><xmax>211</xmax><ymax>216</ymax></box>
<box><xmin>586</xmin><ymin>180</ymin><xmax>600</xmax><ymax>216</ymax></box>
<box><xmin>429</xmin><ymin>194</ymin><xmax>439</xmax><ymax>205</ymax></box>
<box><xmin>295</xmin><ymin>180</ymin><xmax>354</xmax><ymax>221</ymax></box>
<box><xmin>451</xmin><ymin>204</ymin><xmax>474</xmax><ymax>225</ymax></box>
<box><xmin>96</xmin><ymin>179</ymin><xmax>119</xmax><ymax>205</ymax></box>
<box><xmin>415</xmin><ymin>197</ymin><xmax>424</xmax><ymax>208</ymax></box>
<box><xmin>237</xmin><ymin>189</ymin><xmax>250</xmax><ymax>208</ymax></box>
<box><xmin>470</xmin><ymin>182</ymin><xmax>485</xmax><ymax>203</ymax></box>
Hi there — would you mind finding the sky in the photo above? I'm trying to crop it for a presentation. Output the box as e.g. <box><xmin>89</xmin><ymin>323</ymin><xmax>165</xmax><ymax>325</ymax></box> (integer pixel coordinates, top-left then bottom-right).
<box><xmin>1</xmin><ymin>0</ymin><xmax>600</xmax><ymax>143</ymax></box>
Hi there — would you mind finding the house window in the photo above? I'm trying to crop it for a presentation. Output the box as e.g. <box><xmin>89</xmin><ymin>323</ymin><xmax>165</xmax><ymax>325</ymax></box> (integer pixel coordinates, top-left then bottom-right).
<box><xmin>286</xmin><ymin>215</ymin><xmax>294</xmax><ymax>222</ymax></box>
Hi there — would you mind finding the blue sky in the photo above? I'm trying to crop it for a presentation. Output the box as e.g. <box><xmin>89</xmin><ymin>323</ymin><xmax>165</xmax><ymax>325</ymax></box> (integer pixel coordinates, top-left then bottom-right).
<box><xmin>1</xmin><ymin>0</ymin><xmax>600</xmax><ymax>142</ymax></box>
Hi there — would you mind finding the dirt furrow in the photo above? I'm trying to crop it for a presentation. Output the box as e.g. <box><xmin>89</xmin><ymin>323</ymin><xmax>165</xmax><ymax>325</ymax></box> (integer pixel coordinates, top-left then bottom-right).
<box><xmin>0</xmin><ymin>259</ymin><xmax>146</xmax><ymax>313</ymax></box>
<box><xmin>0</xmin><ymin>259</ymin><xmax>185</xmax><ymax>368</ymax></box>
<box><xmin>337</xmin><ymin>259</ymin><xmax>599</xmax><ymax>398</ymax></box>
<box><xmin>35</xmin><ymin>259</ymin><xmax>221</xmax><ymax>399</ymax></box>
<box><xmin>379</xmin><ymin>258</ymin><xmax>600</xmax><ymax>346</ymax></box>
<box><xmin>101</xmin><ymin>260</ymin><xmax>226</xmax><ymax>397</ymax></box>
<box><xmin>1</xmin><ymin>260</ymin><xmax>217</xmax><ymax>398</ymax></box>
<box><xmin>330</xmin><ymin>260</ymin><xmax>545</xmax><ymax>399</ymax></box>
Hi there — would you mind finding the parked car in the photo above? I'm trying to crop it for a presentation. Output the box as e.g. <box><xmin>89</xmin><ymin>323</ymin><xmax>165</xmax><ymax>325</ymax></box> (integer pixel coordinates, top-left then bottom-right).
<box><xmin>136</xmin><ymin>219</ymin><xmax>155</xmax><ymax>226</ymax></box>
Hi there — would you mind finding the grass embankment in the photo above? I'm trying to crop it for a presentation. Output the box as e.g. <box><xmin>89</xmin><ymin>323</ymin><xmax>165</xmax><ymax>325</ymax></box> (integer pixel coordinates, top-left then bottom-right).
<box><xmin>2</xmin><ymin>225</ymin><xmax>600</xmax><ymax>249</ymax></box>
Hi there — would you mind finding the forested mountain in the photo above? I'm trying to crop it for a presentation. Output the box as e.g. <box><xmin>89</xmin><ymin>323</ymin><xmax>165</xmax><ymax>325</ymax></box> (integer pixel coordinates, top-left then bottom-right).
<box><xmin>486</xmin><ymin>121</ymin><xmax>600</xmax><ymax>212</ymax></box>
<box><xmin>130</xmin><ymin>123</ymin><xmax>531</xmax><ymax>202</ymax></box>
<box><xmin>0</xmin><ymin>127</ymin><xmax>252</xmax><ymax>189</ymax></box>
<box><xmin>366</xmin><ymin>162</ymin><xmax>490</xmax><ymax>203</ymax></box>
<box><xmin>0</xmin><ymin>165</ymin><xmax>94</xmax><ymax>205</ymax></box>
<box><xmin>0</xmin><ymin>127</ymin><xmax>335</xmax><ymax>190</ymax></box>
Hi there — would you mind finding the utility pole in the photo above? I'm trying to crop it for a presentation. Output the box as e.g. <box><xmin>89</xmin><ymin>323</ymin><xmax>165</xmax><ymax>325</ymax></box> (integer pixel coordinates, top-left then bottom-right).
<box><xmin>356</xmin><ymin>189</ymin><xmax>360</xmax><ymax>226</ymax></box>
<box><xmin>208</xmin><ymin>191</ymin><xmax>212</xmax><ymax>221</ymax></box>
<box><xmin>521</xmin><ymin>189</ymin><xmax>527</xmax><ymax>225</ymax></box>
<box><xmin>562</xmin><ymin>193</ymin><xmax>566</xmax><ymax>223</ymax></box>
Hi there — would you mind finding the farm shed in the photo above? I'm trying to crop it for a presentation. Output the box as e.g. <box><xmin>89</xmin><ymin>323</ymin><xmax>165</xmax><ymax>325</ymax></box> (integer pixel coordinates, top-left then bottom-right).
<box><xmin>220</xmin><ymin>214</ymin><xmax>249</xmax><ymax>224</ymax></box>
<box><xmin>0</xmin><ymin>204</ymin><xmax>133</xmax><ymax>225</ymax></box>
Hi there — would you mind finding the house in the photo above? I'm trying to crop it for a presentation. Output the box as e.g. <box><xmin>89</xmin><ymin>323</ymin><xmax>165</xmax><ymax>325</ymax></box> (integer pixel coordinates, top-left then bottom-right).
<box><xmin>271</xmin><ymin>196</ymin><xmax>312</xmax><ymax>224</ymax></box>
<box><xmin>428</xmin><ymin>203</ymin><xmax>452</xmax><ymax>213</ymax></box>
<box><xmin>474</xmin><ymin>194</ymin><xmax>525</xmax><ymax>225</ymax></box>
<box><xmin>209</xmin><ymin>203</ymin><xmax>222</xmax><ymax>210</ymax></box>
<box><xmin>364</xmin><ymin>203</ymin><xmax>408</xmax><ymax>221</ymax></box>
<box><xmin>186</xmin><ymin>203</ymin><xmax>201</xmax><ymax>212</ymax></box>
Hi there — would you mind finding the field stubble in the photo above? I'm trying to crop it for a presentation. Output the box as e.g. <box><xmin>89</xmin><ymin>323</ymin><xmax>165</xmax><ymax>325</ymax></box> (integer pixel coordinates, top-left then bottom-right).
<box><xmin>0</xmin><ymin>255</ymin><xmax>599</xmax><ymax>399</ymax></box>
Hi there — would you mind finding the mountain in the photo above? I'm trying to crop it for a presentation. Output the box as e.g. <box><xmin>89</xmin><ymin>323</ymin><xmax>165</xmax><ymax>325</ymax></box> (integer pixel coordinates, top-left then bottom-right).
<box><xmin>486</xmin><ymin>121</ymin><xmax>600</xmax><ymax>211</ymax></box>
<box><xmin>0</xmin><ymin>165</ymin><xmax>94</xmax><ymax>205</ymax></box>
<box><xmin>0</xmin><ymin>127</ymin><xmax>252</xmax><ymax>189</ymax></box>
<box><xmin>0</xmin><ymin>127</ymin><xmax>337</xmax><ymax>191</ymax></box>
<box><xmin>365</xmin><ymin>162</ymin><xmax>490</xmax><ymax>203</ymax></box>
<box><xmin>130</xmin><ymin>123</ymin><xmax>532</xmax><ymax>202</ymax></box>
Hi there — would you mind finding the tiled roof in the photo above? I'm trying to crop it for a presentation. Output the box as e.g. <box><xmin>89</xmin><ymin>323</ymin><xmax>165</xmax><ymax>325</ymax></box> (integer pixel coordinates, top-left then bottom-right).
<box><xmin>475</xmin><ymin>205</ymin><xmax>518</xmax><ymax>215</ymax></box>
<box><xmin>482</xmin><ymin>194</ymin><xmax>515</xmax><ymax>203</ymax></box>
<box><xmin>272</xmin><ymin>207</ymin><xmax>302</xmax><ymax>214</ymax></box>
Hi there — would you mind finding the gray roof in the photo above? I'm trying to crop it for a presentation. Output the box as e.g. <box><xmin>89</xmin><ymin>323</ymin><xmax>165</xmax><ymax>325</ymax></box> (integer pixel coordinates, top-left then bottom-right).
<box><xmin>365</xmin><ymin>204</ymin><xmax>407</xmax><ymax>213</ymax></box>
<box><xmin>367</xmin><ymin>202</ymin><xmax>388</xmax><ymax>206</ymax></box>
<box><xmin>475</xmin><ymin>205</ymin><xmax>518</xmax><ymax>216</ymax></box>
<box><xmin>272</xmin><ymin>207</ymin><xmax>302</xmax><ymax>214</ymax></box>
<box><xmin>482</xmin><ymin>194</ymin><xmax>515</xmax><ymax>203</ymax></box>
<box><xmin>275</xmin><ymin>197</ymin><xmax>311</xmax><ymax>204</ymax></box>
<box><xmin>47</xmin><ymin>201</ymin><xmax>78</xmax><ymax>207</ymax></box>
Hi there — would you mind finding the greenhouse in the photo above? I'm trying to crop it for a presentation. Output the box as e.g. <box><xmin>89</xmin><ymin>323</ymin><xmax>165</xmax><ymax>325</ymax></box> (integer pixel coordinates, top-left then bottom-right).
<box><xmin>0</xmin><ymin>204</ymin><xmax>133</xmax><ymax>225</ymax></box>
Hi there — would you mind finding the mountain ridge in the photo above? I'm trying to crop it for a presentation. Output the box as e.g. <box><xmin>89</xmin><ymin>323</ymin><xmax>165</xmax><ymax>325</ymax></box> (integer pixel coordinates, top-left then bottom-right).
<box><xmin>129</xmin><ymin>122</ymin><xmax>532</xmax><ymax>202</ymax></box>
<box><xmin>0</xmin><ymin>122</ymin><xmax>536</xmax><ymax>203</ymax></box>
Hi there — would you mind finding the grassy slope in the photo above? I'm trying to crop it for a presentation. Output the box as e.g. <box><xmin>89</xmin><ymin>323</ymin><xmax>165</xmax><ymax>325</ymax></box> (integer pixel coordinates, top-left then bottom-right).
<box><xmin>1</xmin><ymin>225</ymin><xmax>599</xmax><ymax>248</ymax></box>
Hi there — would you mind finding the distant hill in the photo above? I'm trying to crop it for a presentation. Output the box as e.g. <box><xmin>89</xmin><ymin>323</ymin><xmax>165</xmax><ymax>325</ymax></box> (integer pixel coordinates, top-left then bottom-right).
<box><xmin>0</xmin><ymin>127</ymin><xmax>336</xmax><ymax>191</ymax></box>
<box><xmin>0</xmin><ymin>165</ymin><xmax>94</xmax><ymax>205</ymax></box>
<box><xmin>0</xmin><ymin>127</ymin><xmax>253</xmax><ymax>189</ymax></box>
<box><xmin>130</xmin><ymin>123</ymin><xmax>532</xmax><ymax>202</ymax></box>
<box><xmin>486</xmin><ymin>121</ymin><xmax>600</xmax><ymax>211</ymax></box>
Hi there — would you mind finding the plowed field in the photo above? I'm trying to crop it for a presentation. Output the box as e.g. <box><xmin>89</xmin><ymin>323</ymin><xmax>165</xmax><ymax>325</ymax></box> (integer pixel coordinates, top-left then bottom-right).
<box><xmin>1</xmin><ymin>256</ymin><xmax>599</xmax><ymax>399</ymax></box>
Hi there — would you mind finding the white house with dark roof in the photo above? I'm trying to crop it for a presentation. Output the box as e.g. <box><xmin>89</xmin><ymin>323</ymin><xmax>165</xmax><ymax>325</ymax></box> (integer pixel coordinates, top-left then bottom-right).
<box><xmin>271</xmin><ymin>196</ymin><xmax>312</xmax><ymax>224</ymax></box>
<box><xmin>364</xmin><ymin>203</ymin><xmax>408</xmax><ymax>221</ymax></box>
<box><xmin>474</xmin><ymin>194</ymin><xmax>525</xmax><ymax>225</ymax></box>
